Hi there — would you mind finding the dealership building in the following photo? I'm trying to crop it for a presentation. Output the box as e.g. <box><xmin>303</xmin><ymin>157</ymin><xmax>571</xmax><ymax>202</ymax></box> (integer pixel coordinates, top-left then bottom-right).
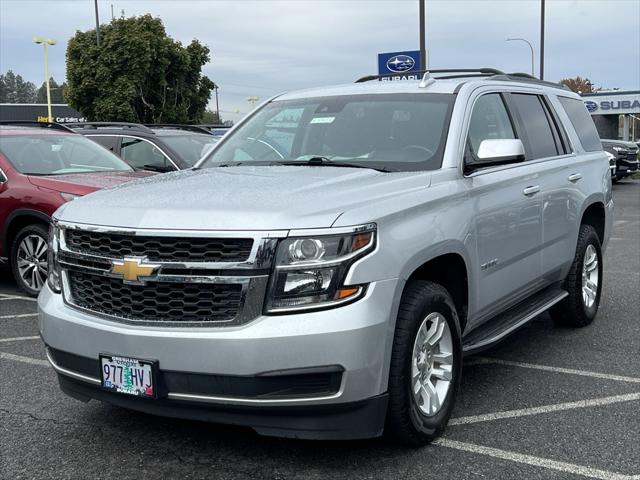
<box><xmin>581</xmin><ymin>90</ymin><xmax>640</xmax><ymax>142</ymax></box>
<box><xmin>0</xmin><ymin>103</ymin><xmax>86</xmax><ymax>123</ymax></box>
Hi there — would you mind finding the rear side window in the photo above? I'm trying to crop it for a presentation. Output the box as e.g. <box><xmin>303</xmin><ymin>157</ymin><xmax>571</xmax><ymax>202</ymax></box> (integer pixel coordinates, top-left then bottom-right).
<box><xmin>510</xmin><ymin>93</ymin><xmax>558</xmax><ymax>159</ymax></box>
<box><xmin>558</xmin><ymin>97</ymin><xmax>602</xmax><ymax>152</ymax></box>
<box><xmin>88</xmin><ymin>135</ymin><xmax>118</xmax><ymax>153</ymax></box>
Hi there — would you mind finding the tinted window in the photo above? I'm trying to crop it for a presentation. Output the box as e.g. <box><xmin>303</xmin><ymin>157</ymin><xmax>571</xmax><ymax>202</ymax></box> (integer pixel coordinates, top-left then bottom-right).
<box><xmin>120</xmin><ymin>137</ymin><xmax>172</xmax><ymax>171</ymax></box>
<box><xmin>160</xmin><ymin>134</ymin><xmax>218</xmax><ymax>166</ymax></box>
<box><xmin>0</xmin><ymin>134</ymin><xmax>131</xmax><ymax>175</ymax></box>
<box><xmin>558</xmin><ymin>97</ymin><xmax>602</xmax><ymax>152</ymax></box>
<box><xmin>201</xmin><ymin>93</ymin><xmax>454</xmax><ymax>172</ymax></box>
<box><xmin>511</xmin><ymin>94</ymin><xmax>559</xmax><ymax>159</ymax></box>
<box><xmin>88</xmin><ymin>135</ymin><xmax>119</xmax><ymax>153</ymax></box>
<box><xmin>467</xmin><ymin>93</ymin><xmax>516</xmax><ymax>155</ymax></box>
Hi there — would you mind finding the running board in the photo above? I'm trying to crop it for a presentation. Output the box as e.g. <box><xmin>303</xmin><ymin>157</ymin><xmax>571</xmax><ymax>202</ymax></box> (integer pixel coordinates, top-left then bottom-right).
<box><xmin>462</xmin><ymin>287</ymin><xmax>568</xmax><ymax>355</ymax></box>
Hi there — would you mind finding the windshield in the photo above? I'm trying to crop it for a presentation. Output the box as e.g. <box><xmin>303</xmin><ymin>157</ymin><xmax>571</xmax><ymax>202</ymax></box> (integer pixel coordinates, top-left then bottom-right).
<box><xmin>161</xmin><ymin>134</ymin><xmax>219</xmax><ymax>166</ymax></box>
<box><xmin>0</xmin><ymin>134</ymin><xmax>132</xmax><ymax>175</ymax></box>
<box><xmin>200</xmin><ymin>93</ymin><xmax>454</xmax><ymax>172</ymax></box>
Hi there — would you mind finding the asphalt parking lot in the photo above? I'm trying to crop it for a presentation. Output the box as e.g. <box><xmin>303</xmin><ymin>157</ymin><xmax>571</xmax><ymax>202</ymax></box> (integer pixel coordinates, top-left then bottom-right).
<box><xmin>1</xmin><ymin>179</ymin><xmax>639</xmax><ymax>480</ymax></box>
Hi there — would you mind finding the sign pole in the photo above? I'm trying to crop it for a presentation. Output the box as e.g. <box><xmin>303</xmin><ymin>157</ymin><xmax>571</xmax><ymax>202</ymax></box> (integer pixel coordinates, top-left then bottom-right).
<box><xmin>419</xmin><ymin>0</ymin><xmax>426</xmax><ymax>70</ymax></box>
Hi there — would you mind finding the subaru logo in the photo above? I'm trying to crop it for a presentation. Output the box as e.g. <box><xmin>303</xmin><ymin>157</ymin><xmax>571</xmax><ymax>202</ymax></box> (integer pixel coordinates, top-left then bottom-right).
<box><xmin>584</xmin><ymin>100</ymin><xmax>598</xmax><ymax>113</ymax></box>
<box><xmin>386</xmin><ymin>55</ymin><xmax>416</xmax><ymax>73</ymax></box>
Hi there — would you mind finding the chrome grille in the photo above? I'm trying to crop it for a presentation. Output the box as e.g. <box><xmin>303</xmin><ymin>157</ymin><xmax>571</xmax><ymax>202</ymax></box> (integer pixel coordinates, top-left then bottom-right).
<box><xmin>68</xmin><ymin>270</ymin><xmax>242</xmax><ymax>324</ymax></box>
<box><xmin>65</xmin><ymin>229</ymin><xmax>253</xmax><ymax>263</ymax></box>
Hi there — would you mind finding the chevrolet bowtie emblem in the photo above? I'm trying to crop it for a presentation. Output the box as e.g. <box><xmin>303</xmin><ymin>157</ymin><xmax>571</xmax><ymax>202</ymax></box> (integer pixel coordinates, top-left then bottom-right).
<box><xmin>110</xmin><ymin>257</ymin><xmax>159</xmax><ymax>283</ymax></box>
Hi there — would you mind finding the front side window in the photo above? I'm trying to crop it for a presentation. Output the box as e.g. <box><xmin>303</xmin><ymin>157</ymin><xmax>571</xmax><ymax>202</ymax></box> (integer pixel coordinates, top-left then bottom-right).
<box><xmin>510</xmin><ymin>93</ymin><xmax>559</xmax><ymax>159</ymax></box>
<box><xmin>120</xmin><ymin>137</ymin><xmax>172</xmax><ymax>171</ymax></box>
<box><xmin>466</xmin><ymin>93</ymin><xmax>516</xmax><ymax>157</ymax></box>
<box><xmin>200</xmin><ymin>93</ymin><xmax>454</xmax><ymax>172</ymax></box>
<box><xmin>0</xmin><ymin>134</ymin><xmax>131</xmax><ymax>175</ymax></box>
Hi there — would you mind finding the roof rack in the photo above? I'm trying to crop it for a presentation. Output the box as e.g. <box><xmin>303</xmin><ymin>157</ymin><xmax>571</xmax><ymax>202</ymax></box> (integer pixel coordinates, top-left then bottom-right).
<box><xmin>145</xmin><ymin>124</ymin><xmax>213</xmax><ymax>135</ymax></box>
<box><xmin>355</xmin><ymin>68</ymin><xmax>505</xmax><ymax>83</ymax></box>
<box><xmin>65</xmin><ymin>121</ymin><xmax>155</xmax><ymax>134</ymax></box>
<box><xmin>354</xmin><ymin>68</ymin><xmax>570</xmax><ymax>91</ymax></box>
<box><xmin>198</xmin><ymin>124</ymin><xmax>231</xmax><ymax>129</ymax></box>
<box><xmin>0</xmin><ymin>121</ymin><xmax>75</xmax><ymax>133</ymax></box>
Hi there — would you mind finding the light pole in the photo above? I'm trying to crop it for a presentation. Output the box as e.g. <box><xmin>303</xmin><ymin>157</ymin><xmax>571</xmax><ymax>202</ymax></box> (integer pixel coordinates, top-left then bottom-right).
<box><xmin>214</xmin><ymin>84</ymin><xmax>220</xmax><ymax>123</ymax></box>
<box><xmin>419</xmin><ymin>0</ymin><xmax>426</xmax><ymax>70</ymax></box>
<box><xmin>506</xmin><ymin>38</ymin><xmax>535</xmax><ymax>77</ymax></box>
<box><xmin>33</xmin><ymin>36</ymin><xmax>57</xmax><ymax>122</ymax></box>
<box><xmin>540</xmin><ymin>0</ymin><xmax>546</xmax><ymax>80</ymax></box>
<box><xmin>94</xmin><ymin>0</ymin><xmax>101</xmax><ymax>46</ymax></box>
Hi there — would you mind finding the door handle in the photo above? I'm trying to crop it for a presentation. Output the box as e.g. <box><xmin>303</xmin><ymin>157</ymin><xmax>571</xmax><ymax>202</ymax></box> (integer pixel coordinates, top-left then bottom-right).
<box><xmin>522</xmin><ymin>186</ymin><xmax>540</xmax><ymax>196</ymax></box>
<box><xmin>568</xmin><ymin>173</ymin><xmax>582</xmax><ymax>182</ymax></box>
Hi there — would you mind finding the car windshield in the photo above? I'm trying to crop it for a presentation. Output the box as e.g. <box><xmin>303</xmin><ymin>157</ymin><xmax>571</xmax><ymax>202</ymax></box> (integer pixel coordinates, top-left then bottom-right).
<box><xmin>161</xmin><ymin>134</ymin><xmax>219</xmax><ymax>166</ymax></box>
<box><xmin>0</xmin><ymin>134</ymin><xmax>132</xmax><ymax>175</ymax></box>
<box><xmin>199</xmin><ymin>93</ymin><xmax>454</xmax><ymax>172</ymax></box>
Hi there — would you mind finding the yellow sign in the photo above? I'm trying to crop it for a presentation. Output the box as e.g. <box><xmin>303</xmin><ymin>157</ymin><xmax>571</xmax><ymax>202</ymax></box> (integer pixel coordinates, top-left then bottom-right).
<box><xmin>110</xmin><ymin>258</ymin><xmax>159</xmax><ymax>283</ymax></box>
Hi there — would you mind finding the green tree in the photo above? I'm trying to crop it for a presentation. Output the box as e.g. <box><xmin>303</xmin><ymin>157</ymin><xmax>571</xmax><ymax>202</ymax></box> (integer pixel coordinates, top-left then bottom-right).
<box><xmin>559</xmin><ymin>76</ymin><xmax>601</xmax><ymax>94</ymax></box>
<box><xmin>0</xmin><ymin>70</ymin><xmax>37</xmax><ymax>103</ymax></box>
<box><xmin>65</xmin><ymin>15</ymin><xmax>215</xmax><ymax>123</ymax></box>
<box><xmin>199</xmin><ymin>108</ymin><xmax>221</xmax><ymax>124</ymax></box>
<box><xmin>36</xmin><ymin>78</ymin><xmax>66</xmax><ymax>103</ymax></box>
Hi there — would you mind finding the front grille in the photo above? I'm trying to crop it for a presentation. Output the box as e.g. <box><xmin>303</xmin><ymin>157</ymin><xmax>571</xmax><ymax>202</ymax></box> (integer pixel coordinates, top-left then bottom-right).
<box><xmin>65</xmin><ymin>229</ymin><xmax>253</xmax><ymax>263</ymax></box>
<box><xmin>68</xmin><ymin>270</ymin><xmax>242</xmax><ymax>324</ymax></box>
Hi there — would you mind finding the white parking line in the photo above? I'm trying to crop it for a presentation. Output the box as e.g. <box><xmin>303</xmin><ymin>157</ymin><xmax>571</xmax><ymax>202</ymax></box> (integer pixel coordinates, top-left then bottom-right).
<box><xmin>474</xmin><ymin>357</ymin><xmax>640</xmax><ymax>384</ymax></box>
<box><xmin>434</xmin><ymin>439</ymin><xmax>640</xmax><ymax>480</ymax></box>
<box><xmin>0</xmin><ymin>335</ymin><xmax>40</xmax><ymax>343</ymax></box>
<box><xmin>0</xmin><ymin>313</ymin><xmax>38</xmax><ymax>319</ymax></box>
<box><xmin>449</xmin><ymin>392</ymin><xmax>640</xmax><ymax>426</ymax></box>
<box><xmin>0</xmin><ymin>352</ymin><xmax>49</xmax><ymax>367</ymax></box>
<box><xmin>0</xmin><ymin>294</ymin><xmax>36</xmax><ymax>302</ymax></box>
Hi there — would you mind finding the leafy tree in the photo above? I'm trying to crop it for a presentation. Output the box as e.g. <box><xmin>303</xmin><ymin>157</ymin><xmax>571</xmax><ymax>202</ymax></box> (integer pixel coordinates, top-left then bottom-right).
<box><xmin>0</xmin><ymin>70</ymin><xmax>37</xmax><ymax>103</ymax></box>
<box><xmin>36</xmin><ymin>78</ymin><xmax>66</xmax><ymax>103</ymax></box>
<box><xmin>199</xmin><ymin>109</ymin><xmax>221</xmax><ymax>124</ymax></box>
<box><xmin>65</xmin><ymin>15</ymin><xmax>215</xmax><ymax>123</ymax></box>
<box><xmin>559</xmin><ymin>76</ymin><xmax>600</xmax><ymax>94</ymax></box>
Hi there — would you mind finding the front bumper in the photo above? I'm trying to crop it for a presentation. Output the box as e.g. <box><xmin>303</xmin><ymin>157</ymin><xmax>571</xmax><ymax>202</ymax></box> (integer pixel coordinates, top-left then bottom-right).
<box><xmin>38</xmin><ymin>278</ymin><xmax>400</xmax><ymax>439</ymax></box>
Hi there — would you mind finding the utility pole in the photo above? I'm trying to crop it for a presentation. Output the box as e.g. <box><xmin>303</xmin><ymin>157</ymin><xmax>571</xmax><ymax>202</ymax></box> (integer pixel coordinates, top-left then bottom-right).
<box><xmin>419</xmin><ymin>0</ymin><xmax>426</xmax><ymax>70</ymax></box>
<box><xmin>94</xmin><ymin>0</ymin><xmax>101</xmax><ymax>46</ymax></box>
<box><xmin>539</xmin><ymin>0</ymin><xmax>545</xmax><ymax>80</ymax></box>
<box><xmin>111</xmin><ymin>4</ymin><xmax>114</xmax><ymax>21</ymax></box>
<box><xmin>214</xmin><ymin>84</ymin><xmax>220</xmax><ymax>123</ymax></box>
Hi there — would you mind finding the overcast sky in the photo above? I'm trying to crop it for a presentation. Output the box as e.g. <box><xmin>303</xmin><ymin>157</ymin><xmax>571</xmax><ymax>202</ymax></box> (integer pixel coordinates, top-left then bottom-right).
<box><xmin>1</xmin><ymin>0</ymin><xmax>639</xmax><ymax>122</ymax></box>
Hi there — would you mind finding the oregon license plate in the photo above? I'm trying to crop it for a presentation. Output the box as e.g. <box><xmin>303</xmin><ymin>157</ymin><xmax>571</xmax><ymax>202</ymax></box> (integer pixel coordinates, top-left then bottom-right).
<box><xmin>100</xmin><ymin>355</ymin><xmax>155</xmax><ymax>398</ymax></box>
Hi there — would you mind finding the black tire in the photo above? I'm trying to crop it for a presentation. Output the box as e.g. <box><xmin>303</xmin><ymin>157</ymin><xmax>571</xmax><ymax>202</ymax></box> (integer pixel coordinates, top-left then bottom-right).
<box><xmin>385</xmin><ymin>280</ymin><xmax>462</xmax><ymax>446</ymax></box>
<box><xmin>10</xmin><ymin>223</ymin><xmax>49</xmax><ymax>297</ymax></box>
<box><xmin>550</xmin><ymin>224</ymin><xmax>603</xmax><ymax>327</ymax></box>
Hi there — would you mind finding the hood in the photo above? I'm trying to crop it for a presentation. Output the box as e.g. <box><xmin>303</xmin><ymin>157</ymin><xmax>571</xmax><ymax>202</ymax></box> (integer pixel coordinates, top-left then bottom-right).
<box><xmin>28</xmin><ymin>171</ymin><xmax>156</xmax><ymax>196</ymax></box>
<box><xmin>55</xmin><ymin>166</ymin><xmax>430</xmax><ymax>230</ymax></box>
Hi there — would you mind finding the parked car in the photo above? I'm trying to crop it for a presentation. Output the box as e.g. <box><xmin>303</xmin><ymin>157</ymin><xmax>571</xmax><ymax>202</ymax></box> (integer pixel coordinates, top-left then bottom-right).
<box><xmin>0</xmin><ymin>122</ymin><xmax>155</xmax><ymax>295</ymax></box>
<box><xmin>40</xmin><ymin>69</ymin><xmax>612</xmax><ymax>445</ymax></box>
<box><xmin>602</xmin><ymin>139</ymin><xmax>639</xmax><ymax>181</ymax></box>
<box><xmin>70</xmin><ymin>122</ymin><xmax>219</xmax><ymax>172</ymax></box>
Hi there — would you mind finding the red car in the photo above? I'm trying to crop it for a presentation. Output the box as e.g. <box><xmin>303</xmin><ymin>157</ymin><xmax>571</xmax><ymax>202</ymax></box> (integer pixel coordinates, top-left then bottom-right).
<box><xmin>0</xmin><ymin>123</ymin><xmax>155</xmax><ymax>295</ymax></box>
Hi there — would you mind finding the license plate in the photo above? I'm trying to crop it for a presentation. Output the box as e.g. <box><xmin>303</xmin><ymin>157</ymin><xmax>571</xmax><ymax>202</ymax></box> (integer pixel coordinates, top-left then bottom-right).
<box><xmin>100</xmin><ymin>354</ymin><xmax>155</xmax><ymax>398</ymax></box>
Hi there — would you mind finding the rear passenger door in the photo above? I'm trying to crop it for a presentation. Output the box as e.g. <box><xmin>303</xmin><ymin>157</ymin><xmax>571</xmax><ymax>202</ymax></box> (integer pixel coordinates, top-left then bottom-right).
<box><xmin>464</xmin><ymin>92</ymin><xmax>544</xmax><ymax>326</ymax></box>
<box><xmin>507</xmin><ymin>93</ymin><xmax>576</xmax><ymax>283</ymax></box>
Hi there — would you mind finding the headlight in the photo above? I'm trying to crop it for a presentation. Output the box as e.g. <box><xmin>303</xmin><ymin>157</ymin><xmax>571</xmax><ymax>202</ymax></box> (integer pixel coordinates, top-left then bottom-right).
<box><xmin>611</xmin><ymin>146</ymin><xmax>626</xmax><ymax>153</ymax></box>
<box><xmin>265</xmin><ymin>225</ymin><xmax>376</xmax><ymax>313</ymax></box>
<box><xmin>47</xmin><ymin>223</ymin><xmax>61</xmax><ymax>293</ymax></box>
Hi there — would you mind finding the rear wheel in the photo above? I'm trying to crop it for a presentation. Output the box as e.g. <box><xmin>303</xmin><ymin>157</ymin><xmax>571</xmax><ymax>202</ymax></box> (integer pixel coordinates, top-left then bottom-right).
<box><xmin>550</xmin><ymin>224</ymin><xmax>602</xmax><ymax>327</ymax></box>
<box><xmin>385</xmin><ymin>280</ymin><xmax>462</xmax><ymax>446</ymax></box>
<box><xmin>10</xmin><ymin>224</ymin><xmax>49</xmax><ymax>296</ymax></box>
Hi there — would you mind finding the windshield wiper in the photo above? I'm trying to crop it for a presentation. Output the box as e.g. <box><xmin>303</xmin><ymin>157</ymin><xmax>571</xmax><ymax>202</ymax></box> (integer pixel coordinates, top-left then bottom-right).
<box><xmin>279</xmin><ymin>157</ymin><xmax>391</xmax><ymax>172</ymax></box>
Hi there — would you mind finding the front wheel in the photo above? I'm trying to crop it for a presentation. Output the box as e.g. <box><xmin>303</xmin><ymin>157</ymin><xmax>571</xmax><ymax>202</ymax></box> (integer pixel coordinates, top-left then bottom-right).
<box><xmin>550</xmin><ymin>224</ymin><xmax>603</xmax><ymax>327</ymax></box>
<box><xmin>385</xmin><ymin>280</ymin><xmax>462</xmax><ymax>446</ymax></box>
<box><xmin>10</xmin><ymin>224</ymin><xmax>49</xmax><ymax>296</ymax></box>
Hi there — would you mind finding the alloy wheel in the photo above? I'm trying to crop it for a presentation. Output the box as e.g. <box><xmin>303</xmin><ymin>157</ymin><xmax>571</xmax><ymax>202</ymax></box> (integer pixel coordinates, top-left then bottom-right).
<box><xmin>16</xmin><ymin>234</ymin><xmax>48</xmax><ymax>291</ymax></box>
<box><xmin>582</xmin><ymin>244</ymin><xmax>599</xmax><ymax>309</ymax></box>
<box><xmin>411</xmin><ymin>312</ymin><xmax>454</xmax><ymax>416</ymax></box>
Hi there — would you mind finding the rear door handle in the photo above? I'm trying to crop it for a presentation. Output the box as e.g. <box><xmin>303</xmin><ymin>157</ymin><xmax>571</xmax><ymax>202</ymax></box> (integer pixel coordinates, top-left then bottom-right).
<box><xmin>522</xmin><ymin>186</ymin><xmax>540</xmax><ymax>196</ymax></box>
<box><xmin>568</xmin><ymin>173</ymin><xmax>582</xmax><ymax>182</ymax></box>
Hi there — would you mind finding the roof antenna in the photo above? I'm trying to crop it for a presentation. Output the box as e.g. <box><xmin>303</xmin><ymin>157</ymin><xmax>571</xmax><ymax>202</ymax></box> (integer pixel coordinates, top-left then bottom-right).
<box><xmin>419</xmin><ymin>71</ymin><xmax>435</xmax><ymax>88</ymax></box>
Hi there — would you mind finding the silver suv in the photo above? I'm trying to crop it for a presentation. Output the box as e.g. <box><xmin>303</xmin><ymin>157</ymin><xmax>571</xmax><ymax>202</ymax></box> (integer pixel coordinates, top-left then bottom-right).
<box><xmin>39</xmin><ymin>69</ymin><xmax>613</xmax><ymax>445</ymax></box>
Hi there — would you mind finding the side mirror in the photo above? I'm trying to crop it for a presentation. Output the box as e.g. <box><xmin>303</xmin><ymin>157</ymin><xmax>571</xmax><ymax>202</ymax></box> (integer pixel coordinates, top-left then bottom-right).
<box><xmin>475</xmin><ymin>139</ymin><xmax>525</xmax><ymax>165</ymax></box>
<box><xmin>0</xmin><ymin>168</ymin><xmax>7</xmax><ymax>184</ymax></box>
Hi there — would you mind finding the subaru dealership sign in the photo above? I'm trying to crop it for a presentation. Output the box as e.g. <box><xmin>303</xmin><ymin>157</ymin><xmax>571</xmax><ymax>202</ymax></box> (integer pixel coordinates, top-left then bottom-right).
<box><xmin>581</xmin><ymin>92</ymin><xmax>640</xmax><ymax>115</ymax></box>
<box><xmin>378</xmin><ymin>50</ymin><xmax>422</xmax><ymax>80</ymax></box>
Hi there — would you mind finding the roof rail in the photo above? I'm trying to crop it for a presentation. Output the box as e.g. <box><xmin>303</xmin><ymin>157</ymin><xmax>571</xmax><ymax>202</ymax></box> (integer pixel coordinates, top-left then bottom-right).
<box><xmin>490</xmin><ymin>74</ymin><xmax>571</xmax><ymax>90</ymax></box>
<box><xmin>0</xmin><ymin>121</ymin><xmax>75</xmax><ymax>133</ymax></box>
<box><xmin>198</xmin><ymin>124</ymin><xmax>231</xmax><ymax>129</ymax></box>
<box><xmin>65</xmin><ymin>121</ymin><xmax>155</xmax><ymax>134</ymax></box>
<box><xmin>355</xmin><ymin>68</ymin><xmax>505</xmax><ymax>83</ymax></box>
<box><xmin>145</xmin><ymin>124</ymin><xmax>213</xmax><ymax>135</ymax></box>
